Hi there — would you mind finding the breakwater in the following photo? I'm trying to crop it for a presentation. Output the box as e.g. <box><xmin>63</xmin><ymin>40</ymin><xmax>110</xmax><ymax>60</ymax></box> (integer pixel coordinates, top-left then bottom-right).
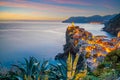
<box><xmin>55</xmin><ymin>23</ymin><xmax>120</xmax><ymax>70</ymax></box>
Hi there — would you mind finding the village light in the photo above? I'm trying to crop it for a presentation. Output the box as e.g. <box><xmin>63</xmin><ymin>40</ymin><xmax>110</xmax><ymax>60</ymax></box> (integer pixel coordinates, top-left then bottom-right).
<box><xmin>66</xmin><ymin>23</ymin><xmax>120</xmax><ymax>70</ymax></box>
<box><xmin>117</xmin><ymin>31</ymin><xmax>120</xmax><ymax>38</ymax></box>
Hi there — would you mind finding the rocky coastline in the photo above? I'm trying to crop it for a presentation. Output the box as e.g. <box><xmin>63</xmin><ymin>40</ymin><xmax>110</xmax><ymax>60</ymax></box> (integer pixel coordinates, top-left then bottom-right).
<box><xmin>103</xmin><ymin>13</ymin><xmax>120</xmax><ymax>36</ymax></box>
<box><xmin>55</xmin><ymin>22</ymin><xmax>120</xmax><ymax>70</ymax></box>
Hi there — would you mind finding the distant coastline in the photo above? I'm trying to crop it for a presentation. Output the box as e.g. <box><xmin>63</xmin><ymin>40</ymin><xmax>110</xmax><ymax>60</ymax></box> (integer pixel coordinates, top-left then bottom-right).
<box><xmin>62</xmin><ymin>14</ymin><xmax>117</xmax><ymax>23</ymax></box>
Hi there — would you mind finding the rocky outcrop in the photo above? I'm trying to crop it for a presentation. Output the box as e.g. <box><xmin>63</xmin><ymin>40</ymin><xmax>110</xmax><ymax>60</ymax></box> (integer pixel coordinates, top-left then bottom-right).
<box><xmin>55</xmin><ymin>23</ymin><xmax>92</xmax><ymax>59</ymax></box>
<box><xmin>55</xmin><ymin>23</ymin><xmax>120</xmax><ymax>70</ymax></box>
<box><xmin>103</xmin><ymin>13</ymin><xmax>120</xmax><ymax>36</ymax></box>
<box><xmin>55</xmin><ymin>23</ymin><xmax>90</xmax><ymax>69</ymax></box>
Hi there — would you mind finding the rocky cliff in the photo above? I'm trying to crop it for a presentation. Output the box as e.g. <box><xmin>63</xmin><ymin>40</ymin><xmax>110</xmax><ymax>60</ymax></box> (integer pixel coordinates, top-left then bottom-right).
<box><xmin>55</xmin><ymin>23</ymin><xmax>120</xmax><ymax>70</ymax></box>
<box><xmin>103</xmin><ymin>13</ymin><xmax>120</xmax><ymax>36</ymax></box>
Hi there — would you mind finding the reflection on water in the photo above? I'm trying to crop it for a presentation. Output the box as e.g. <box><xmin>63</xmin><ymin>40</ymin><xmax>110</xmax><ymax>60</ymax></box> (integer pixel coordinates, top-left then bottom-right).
<box><xmin>0</xmin><ymin>21</ymin><xmax>114</xmax><ymax>66</ymax></box>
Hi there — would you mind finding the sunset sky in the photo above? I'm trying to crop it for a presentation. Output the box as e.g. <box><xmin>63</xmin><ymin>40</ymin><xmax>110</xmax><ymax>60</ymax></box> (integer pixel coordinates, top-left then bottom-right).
<box><xmin>0</xmin><ymin>0</ymin><xmax>120</xmax><ymax>20</ymax></box>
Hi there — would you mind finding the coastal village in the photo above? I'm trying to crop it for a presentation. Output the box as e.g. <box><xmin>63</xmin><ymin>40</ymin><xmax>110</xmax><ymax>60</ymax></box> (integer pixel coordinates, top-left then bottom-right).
<box><xmin>0</xmin><ymin>22</ymin><xmax>119</xmax><ymax>80</ymax></box>
<box><xmin>63</xmin><ymin>22</ymin><xmax>120</xmax><ymax>70</ymax></box>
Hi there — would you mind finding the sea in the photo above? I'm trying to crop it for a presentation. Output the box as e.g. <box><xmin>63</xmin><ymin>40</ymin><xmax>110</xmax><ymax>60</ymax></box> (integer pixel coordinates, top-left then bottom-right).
<box><xmin>0</xmin><ymin>21</ymin><xmax>115</xmax><ymax>67</ymax></box>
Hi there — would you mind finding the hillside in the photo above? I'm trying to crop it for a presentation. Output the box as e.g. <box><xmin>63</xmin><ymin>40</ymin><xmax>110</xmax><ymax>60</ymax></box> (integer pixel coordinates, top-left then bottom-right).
<box><xmin>62</xmin><ymin>14</ymin><xmax>116</xmax><ymax>23</ymax></box>
<box><xmin>103</xmin><ymin>13</ymin><xmax>120</xmax><ymax>36</ymax></box>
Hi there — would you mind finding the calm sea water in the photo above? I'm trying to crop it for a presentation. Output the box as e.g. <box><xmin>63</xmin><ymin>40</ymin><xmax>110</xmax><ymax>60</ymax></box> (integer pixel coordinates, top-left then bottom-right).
<box><xmin>0</xmin><ymin>21</ymin><xmax>114</xmax><ymax>66</ymax></box>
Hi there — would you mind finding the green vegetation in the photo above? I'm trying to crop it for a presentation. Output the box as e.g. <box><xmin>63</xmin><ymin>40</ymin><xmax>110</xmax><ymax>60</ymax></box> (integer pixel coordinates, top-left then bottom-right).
<box><xmin>0</xmin><ymin>50</ymin><xmax>120</xmax><ymax>80</ymax></box>
<box><xmin>105</xmin><ymin>49</ymin><xmax>120</xmax><ymax>71</ymax></box>
<box><xmin>0</xmin><ymin>64</ymin><xmax>18</xmax><ymax>80</ymax></box>
<box><xmin>48</xmin><ymin>53</ymin><xmax>87</xmax><ymax>80</ymax></box>
<box><xmin>83</xmin><ymin>49</ymin><xmax>120</xmax><ymax>80</ymax></box>
<box><xmin>13</xmin><ymin>57</ymin><xmax>50</xmax><ymax>80</ymax></box>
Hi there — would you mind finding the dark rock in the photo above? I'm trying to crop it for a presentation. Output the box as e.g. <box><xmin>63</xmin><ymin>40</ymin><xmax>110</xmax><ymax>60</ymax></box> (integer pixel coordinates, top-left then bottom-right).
<box><xmin>103</xmin><ymin>13</ymin><xmax>120</xmax><ymax>36</ymax></box>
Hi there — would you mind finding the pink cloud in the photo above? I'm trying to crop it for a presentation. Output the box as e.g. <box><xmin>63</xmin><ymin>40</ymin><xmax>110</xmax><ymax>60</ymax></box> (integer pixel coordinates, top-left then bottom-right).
<box><xmin>45</xmin><ymin>0</ymin><xmax>92</xmax><ymax>6</ymax></box>
<box><xmin>0</xmin><ymin>1</ymin><xmax>89</xmax><ymax>13</ymax></box>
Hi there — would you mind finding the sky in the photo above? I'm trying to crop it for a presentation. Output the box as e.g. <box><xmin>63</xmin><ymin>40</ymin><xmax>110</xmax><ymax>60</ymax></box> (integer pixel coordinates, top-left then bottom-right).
<box><xmin>0</xmin><ymin>0</ymin><xmax>120</xmax><ymax>21</ymax></box>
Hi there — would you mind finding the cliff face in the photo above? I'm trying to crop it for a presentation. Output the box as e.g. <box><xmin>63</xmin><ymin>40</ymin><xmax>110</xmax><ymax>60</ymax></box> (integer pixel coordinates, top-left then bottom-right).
<box><xmin>103</xmin><ymin>14</ymin><xmax>120</xmax><ymax>36</ymax></box>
